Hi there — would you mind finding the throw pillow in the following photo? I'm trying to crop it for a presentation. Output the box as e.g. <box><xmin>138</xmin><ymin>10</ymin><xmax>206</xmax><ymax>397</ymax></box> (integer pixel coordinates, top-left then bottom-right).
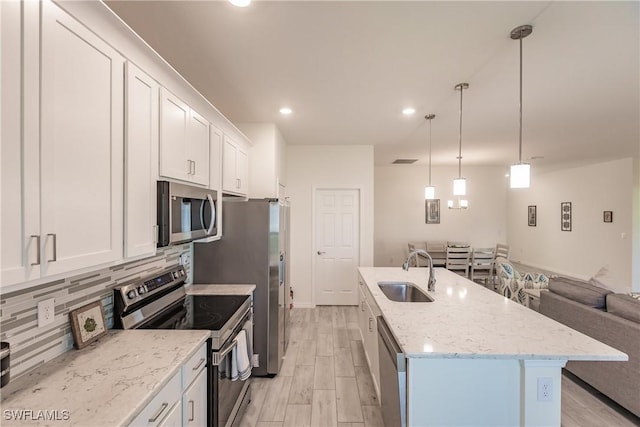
<box><xmin>590</xmin><ymin>265</ymin><xmax>626</xmax><ymax>291</ymax></box>
<box><xmin>549</xmin><ymin>276</ymin><xmax>613</xmax><ymax>308</ymax></box>
<box><xmin>606</xmin><ymin>294</ymin><xmax>640</xmax><ymax>324</ymax></box>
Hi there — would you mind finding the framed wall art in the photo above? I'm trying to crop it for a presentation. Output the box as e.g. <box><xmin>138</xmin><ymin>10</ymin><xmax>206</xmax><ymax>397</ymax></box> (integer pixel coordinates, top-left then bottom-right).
<box><xmin>561</xmin><ymin>202</ymin><xmax>572</xmax><ymax>231</ymax></box>
<box><xmin>425</xmin><ymin>199</ymin><xmax>440</xmax><ymax>224</ymax></box>
<box><xmin>528</xmin><ymin>205</ymin><xmax>537</xmax><ymax>227</ymax></box>
<box><xmin>603</xmin><ymin>211</ymin><xmax>613</xmax><ymax>223</ymax></box>
<box><xmin>69</xmin><ymin>301</ymin><xmax>107</xmax><ymax>349</ymax></box>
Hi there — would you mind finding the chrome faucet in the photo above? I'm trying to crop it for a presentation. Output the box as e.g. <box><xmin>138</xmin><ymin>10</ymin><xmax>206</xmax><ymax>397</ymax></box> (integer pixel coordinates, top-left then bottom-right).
<box><xmin>402</xmin><ymin>249</ymin><xmax>437</xmax><ymax>292</ymax></box>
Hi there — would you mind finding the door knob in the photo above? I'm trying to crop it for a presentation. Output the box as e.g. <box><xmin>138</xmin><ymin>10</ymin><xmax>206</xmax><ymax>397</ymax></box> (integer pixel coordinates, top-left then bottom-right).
<box><xmin>317</xmin><ymin>251</ymin><xmax>326</xmax><ymax>255</ymax></box>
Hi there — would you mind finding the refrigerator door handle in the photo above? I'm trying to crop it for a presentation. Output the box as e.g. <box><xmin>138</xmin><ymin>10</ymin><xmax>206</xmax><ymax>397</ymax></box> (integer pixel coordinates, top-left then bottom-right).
<box><xmin>279</xmin><ymin>254</ymin><xmax>284</xmax><ymax>286</ymax></box>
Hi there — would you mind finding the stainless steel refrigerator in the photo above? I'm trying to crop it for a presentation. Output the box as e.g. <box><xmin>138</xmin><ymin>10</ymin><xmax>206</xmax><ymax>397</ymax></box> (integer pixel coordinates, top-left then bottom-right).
<box><xmin>193</xmin><ymin>198</ymin><xmax>290</xmax><ymax>376</ymax></box>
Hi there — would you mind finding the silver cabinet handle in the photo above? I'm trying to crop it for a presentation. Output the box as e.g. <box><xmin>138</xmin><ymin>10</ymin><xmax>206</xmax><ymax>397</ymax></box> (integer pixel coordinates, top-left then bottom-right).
<box><xmin>368</xmin><ymin>317</ymin><xmax>373</xmax><ymax>332</ymax></box>
<box><xmin>148</xmin><ymin>402</ymin><xmax>169</xmax><ymax>423</ymax></box>
<box><xmin>317</xmin><ymin>251</ymin><xmax>326</xmax><ymax>255</ymax></box>
<box><xmin>192</xmin><ymin>357</ymin><xmax>205</xmax><ymax>371</ymax></box>
<box><xmin>47</xmin><ymin>233</ymin><xmax>57</xmax><ymax>262</ymax></box>
<box><xmin>153</xmin><ymin>225</ymin><xmax>158</xmax><ymax>244</ymax></box>
<box><xmin>361</xmin><ymin>301</ymin><xmax>365</xmax><ymax>312</ymax></box>
<box><xmin>187</xmin><ymin>159</ymin><xmax>192</xmax><ymax>174</ymax></box>
<box><xmin>236</xmin><ymin>178</ymin><xmax>240</xmax><ymax>189</ymax></box>
<box><xmin>192</xmin><ymin>160</ymin><xmax>196</xmax><ymax>175</ymax></box>
<box><xmin>188</xmin><ymin>400</ymin><xmax>195</xmax><ymax>422</ymax></box>
<box><xmin>30</xmin><ymin>235</ymin><xmax>41</xmax><ymax>265</ymax></box>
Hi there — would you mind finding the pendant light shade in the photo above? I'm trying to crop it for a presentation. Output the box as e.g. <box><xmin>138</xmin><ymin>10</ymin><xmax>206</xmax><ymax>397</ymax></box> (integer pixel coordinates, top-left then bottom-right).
<box><xmin>424</xmin><ymin>114</ymin><xmax>436</xmax><ymax>200</ymax></box>
<box><xmin>510</xmin><ymin>24</ymin><xmax>533</xmax><ymax>189</ymax></box>
<box><xmin>510</xmin><ymin>163</ymin><xmax>530</xmax><ymax>188</ymax></box>
<box><xmin>448</xmin><ymin>83</ymin><xmax>469</xmax><ymax>209</ymax></box>
<box><xmin>453</xmin><ymin>178</ymin><xmax>466</xmax><ymax>196</ymax></box>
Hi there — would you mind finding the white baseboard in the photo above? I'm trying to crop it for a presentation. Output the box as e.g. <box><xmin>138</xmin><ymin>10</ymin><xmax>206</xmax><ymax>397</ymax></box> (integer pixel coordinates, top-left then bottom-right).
<box><xmin>291</xmin><ymin>302</ymin><xmax>315</xmax><ymax>309</ymax></box>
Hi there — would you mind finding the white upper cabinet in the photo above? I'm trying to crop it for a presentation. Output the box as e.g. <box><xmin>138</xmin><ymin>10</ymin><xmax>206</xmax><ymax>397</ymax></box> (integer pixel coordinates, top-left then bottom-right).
<box><xmin>39</xmin><ymin>0</ymin><xmax>125</xmax><ymax>277</ymax></box>
<box><xmin>222</xmin><ymin>135</ymin><xmax>249</xmax><ymax>196</ymax></box>
<box><xmin>125</xmin><ymin>62</ymin><xmax>159</xmax><ymax>259</ymax></box>
<box><xmin>160</xmin><ymin>88</ymin><xmax>210</xmax><ymax>186</ymax></box>
<box><xmin>1</xmin><ymin>0</ymin><xmax>125</xmax><ymax>286</ymax></box>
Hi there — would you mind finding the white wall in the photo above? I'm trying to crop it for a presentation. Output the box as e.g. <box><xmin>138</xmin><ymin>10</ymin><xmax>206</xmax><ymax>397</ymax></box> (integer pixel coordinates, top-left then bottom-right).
<box><xmin>287</xmin><ymin>145</ymin><xmax>374</xmax><ymax>307</ymax></box>
<box><xmin>238</xmin><ymin>122</ymin><xmax>287</xmax><ymax>198</ymax></box>
<box><xmin>374</xmin><ymin>165</ymin><xmax>508</xmax><ymax>267</ymax></box>
<box><xmin>507</xmin><ymin>158</ymin><xmax>634</xmax><ymax>291</ymax></box>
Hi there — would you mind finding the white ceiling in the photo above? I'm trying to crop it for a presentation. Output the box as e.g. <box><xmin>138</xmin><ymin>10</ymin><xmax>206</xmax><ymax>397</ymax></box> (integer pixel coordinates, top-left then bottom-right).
<box><xmin>105</xmin><ymin>1</ymin><xmax>639</xmax><ymax>168</ymax></box>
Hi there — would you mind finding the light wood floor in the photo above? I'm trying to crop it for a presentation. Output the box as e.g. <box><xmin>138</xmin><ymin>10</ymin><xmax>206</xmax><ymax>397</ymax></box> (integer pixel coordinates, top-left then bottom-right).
<box><xmin>239</xmin><ymin>306</ymin><xmax>639</xmax><ymax>427</ymax></box>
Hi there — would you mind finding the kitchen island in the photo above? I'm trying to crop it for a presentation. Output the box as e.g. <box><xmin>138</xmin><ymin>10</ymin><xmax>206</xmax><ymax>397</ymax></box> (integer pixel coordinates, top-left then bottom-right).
<box><xmin>358</xmin><ymin>267</ymin><xmax>627</xmax><ymax>427</ymax></box>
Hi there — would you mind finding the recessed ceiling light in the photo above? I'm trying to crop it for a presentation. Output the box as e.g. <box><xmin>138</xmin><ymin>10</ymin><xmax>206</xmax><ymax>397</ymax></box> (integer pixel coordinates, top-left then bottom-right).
<box><xmin>279</xmin><ymin>107</ymin><xmax>293</xmax><ymax>115</ymax></box>
<box><xmin>229</xmin><ymin>0</ymin><xmax>251</xmax><ymax>7</ymax></box>
<box><xmin>402</xmin><ymin>108</ymin><xmax>416</xmax><ymax>116</ymax></box>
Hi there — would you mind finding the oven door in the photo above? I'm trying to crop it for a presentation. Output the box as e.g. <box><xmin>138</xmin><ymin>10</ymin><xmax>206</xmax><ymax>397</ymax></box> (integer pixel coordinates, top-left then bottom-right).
<box><xmin>212</xmin><ymin>312</ymin><xmax>252</xmax><ymax>427</ymax></box>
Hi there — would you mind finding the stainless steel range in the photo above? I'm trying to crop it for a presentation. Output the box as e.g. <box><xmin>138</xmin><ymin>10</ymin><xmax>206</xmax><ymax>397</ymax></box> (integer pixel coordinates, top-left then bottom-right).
<box><xmin>113</xmin><ymin>265</ymin><xmax>252</xmax><ymax>427</ymax></box>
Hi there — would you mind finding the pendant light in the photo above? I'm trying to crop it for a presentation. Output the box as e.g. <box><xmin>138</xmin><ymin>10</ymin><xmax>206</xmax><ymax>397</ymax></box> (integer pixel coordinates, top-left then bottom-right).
<box><xmin>510</xmin><ymin>24</ymin><xmax>533</xmax><ymax>189</ymax></box>
<box><xmin>424</xmin><ymin>114</ymin><xmax>436</xmax><ymax>200</ymax></box>
<box><xmin>448</xmin><ymin>83</ymin><xmax>469</xmax><ymax>209</ymax></box>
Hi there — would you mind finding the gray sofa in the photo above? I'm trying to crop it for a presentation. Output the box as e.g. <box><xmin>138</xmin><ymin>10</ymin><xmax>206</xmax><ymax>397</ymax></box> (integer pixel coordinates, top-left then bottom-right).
<box><xmin>539</xmin><ymin>277</ymin><xmax>640</xmax><ymax>417</ymax></box>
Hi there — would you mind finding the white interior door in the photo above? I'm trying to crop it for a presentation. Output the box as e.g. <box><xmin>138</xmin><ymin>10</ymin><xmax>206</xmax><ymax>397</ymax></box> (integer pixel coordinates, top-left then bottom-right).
<box><xmin>314</xmin><ymin>189</ymin><xmax>360</xmax><ymax>305</ymax></box>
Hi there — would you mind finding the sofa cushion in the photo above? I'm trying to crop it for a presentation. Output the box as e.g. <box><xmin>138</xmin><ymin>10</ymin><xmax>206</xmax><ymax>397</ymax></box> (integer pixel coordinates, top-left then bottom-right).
<box><xmin>590</xmin><ymin>265</ymin><xmax>626</xmax><ymax>291</ymax></box>
<box><xmin>607</xmin><ymin>294</ymin><xmax>640</xmax><ymax>324</ymax></box>
<box><xmin>548</xmin><ymin>276</ymin><xmax>613</xmax><ymax>308</ymax></box>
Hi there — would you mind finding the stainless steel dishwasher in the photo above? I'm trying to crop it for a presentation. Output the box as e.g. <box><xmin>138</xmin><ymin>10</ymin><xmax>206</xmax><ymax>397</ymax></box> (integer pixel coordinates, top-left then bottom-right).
<box><xmin>377</xmin><ymin>316</ymin><xmax>406</xmax><ymax>427</ymax></box>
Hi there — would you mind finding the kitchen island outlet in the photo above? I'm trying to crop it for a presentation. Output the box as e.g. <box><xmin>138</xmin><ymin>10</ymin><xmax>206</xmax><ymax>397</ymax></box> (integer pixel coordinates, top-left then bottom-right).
<box><xmin>358</xmin><ymin>267</ymin><xmax>627</xmax><ymax>427</ymax></box>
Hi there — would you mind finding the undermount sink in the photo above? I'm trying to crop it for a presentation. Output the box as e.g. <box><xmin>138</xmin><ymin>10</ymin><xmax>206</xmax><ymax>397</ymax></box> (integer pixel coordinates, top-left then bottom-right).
<box><xmin>377</xmin><ymin>281</ymin><xmax>434</xmax><ymax>303</ymax></box>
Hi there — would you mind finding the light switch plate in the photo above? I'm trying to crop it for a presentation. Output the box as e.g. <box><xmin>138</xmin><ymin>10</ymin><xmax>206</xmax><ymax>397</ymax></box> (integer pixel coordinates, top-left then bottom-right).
<box><xmin>37</xmin><ymin>298</ymin><xmax>55</xmax><ymax>327</ymax></box>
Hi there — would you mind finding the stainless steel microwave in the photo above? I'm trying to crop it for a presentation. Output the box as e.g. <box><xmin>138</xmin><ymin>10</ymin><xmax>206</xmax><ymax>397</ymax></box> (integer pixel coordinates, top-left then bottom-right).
<box><xmin>157</xmin><ymin>181</ymin><xmax>217</xmax><ymax>247</ymax></box>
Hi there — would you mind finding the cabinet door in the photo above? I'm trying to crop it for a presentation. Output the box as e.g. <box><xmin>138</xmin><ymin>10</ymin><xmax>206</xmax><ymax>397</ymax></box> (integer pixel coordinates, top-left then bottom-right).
<box><xmin>40</xmin><ymin>0</ymin><xmax>124</xmax><ymax>276</ymax></box>
<box><xmin>222</xmin><ymin>136</ymin><xmax>238</xmax><ymax>193</ymax></box>
<box><xmin>160</xmin><ymin>88</ymin><xmax>189</xmax><ymax>182</ymax></box>
<box><xmin>364</xmin><ymin>300</ymin><xmax>380</xmax><ymax>398</ymax></box>
<box><xmin>156</xmin><ymin>402</ymin><xmax>182</xmax><ymax>427</ymax></box>
<box><xmin>237</xmin><ymin>147</ymin><xmax>249</xmax><ymax>195</ymax></box>
<box><xmin>182</xmin><ymin>368</ymin><xmax>207</xmax><ymax>427</ymax></box>
<box><xmin>125</xmin><ymin>62</ymin><xmax>158</xmax><ymax>259</ymax></box>
<box><xmin>209</xmin><ymin>125</ymin><xmax>223</xmax><ymax>192</ymax></box>
<box><xmin>358</xmin><ymin>282</ymin><xmax>367</xmax><ymax>342</ymax></box>
<box><xmin>188</xmin><ymin>109</ymin><xmax>210</xmax><ymax>186</ymax></box>
<box><xmin>1</xmin><ymin>0</ymin><xmax>41</xmax><ymax>286</ymax></box>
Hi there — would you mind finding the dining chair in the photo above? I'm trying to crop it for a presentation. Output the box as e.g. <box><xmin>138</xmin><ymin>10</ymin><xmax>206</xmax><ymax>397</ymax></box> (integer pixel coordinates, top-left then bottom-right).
<box><xmin>426</xmin><ymin>241</ymin><xmax>447</xmax><ymax>267</ymax></box>
<box><xmin>470</xmin><ymin>247</ymin><xmax>495</xmax><ymax>286</ymax></box>
<box><xmin>490</xmin><ymin>243</ymin><xmax>511</xmax><ymax>289</ymax></box>
<box><xmin>446</xmin><ymin>245</ymin><xmax>471</xmax><ymax>277</ymax></box>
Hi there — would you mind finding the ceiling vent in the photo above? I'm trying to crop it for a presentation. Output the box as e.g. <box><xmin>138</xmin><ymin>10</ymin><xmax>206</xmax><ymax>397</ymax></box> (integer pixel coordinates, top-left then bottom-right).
<box><xmin>392</xmin><ymin>159</ymin><xmax>418</xmax><ymax>165</ymax></box>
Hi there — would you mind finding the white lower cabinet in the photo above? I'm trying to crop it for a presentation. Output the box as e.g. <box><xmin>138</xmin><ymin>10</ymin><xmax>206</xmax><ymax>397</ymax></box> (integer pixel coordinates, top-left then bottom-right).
<box><xmin>358</xmin><ymin>276</ymin><xmax>381</xmax><ymax>401</ymax></box>
<box><xmin>129</xmin><ymin>342</ymin><xmax>208</xmax><ymax>427</ymax></box>
<box><xmin>130</xmin><ymin>371</ymin><xmax>182</xmax><ymax>427</ymax></box>
<box><xmin>182</xmin><ymin>368</ymin><xmax>207</xmax><ymax>426</ymax></box>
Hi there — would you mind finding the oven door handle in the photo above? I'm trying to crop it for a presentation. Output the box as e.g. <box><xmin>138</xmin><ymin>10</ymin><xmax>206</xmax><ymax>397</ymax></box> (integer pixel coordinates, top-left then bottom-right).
<box><xmin>213</xmin><ymin>340</ymin><xmax>237</xmax><ymax>366</ymax></box>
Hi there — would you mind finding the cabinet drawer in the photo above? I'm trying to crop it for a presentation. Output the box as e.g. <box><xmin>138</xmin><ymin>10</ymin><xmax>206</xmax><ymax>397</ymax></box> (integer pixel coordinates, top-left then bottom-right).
<box><xmin>182</xmin><ymin>342</ymin><xmax>207</xmax><ymax>389</ymax></box>
<box><xmin>129</xmin><ymin>370</ymin><xmax>181</xmax><ymax>427</ymax></box>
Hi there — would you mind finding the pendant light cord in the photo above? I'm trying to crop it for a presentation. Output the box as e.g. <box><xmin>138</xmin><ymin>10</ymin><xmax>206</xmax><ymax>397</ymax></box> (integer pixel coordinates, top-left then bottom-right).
<box><xmin>458</xmin><ymin>85</ymin><xmax>463</xmax><ymax>178</ymax></box>
<box><xmin>519</xmin><ymin>36</ymin><xmax>523</xmax><ymax>164</ymax></box>
<box><xmin>428</xmin><ymin>118</ymin><xmax>432</xmax><ymax>185</ymax></box>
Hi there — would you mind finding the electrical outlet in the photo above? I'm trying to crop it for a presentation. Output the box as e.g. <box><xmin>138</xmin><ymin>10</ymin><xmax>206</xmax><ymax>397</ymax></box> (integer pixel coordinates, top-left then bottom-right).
<box><xmin>37</xmin><ymin>298</ymin><xmax>55</xmax><ymax>328</ymax></box>
<box><xmin>252</xmin><ymin>354</ymin><xmax>259</xmax><ymax>367</ymax></box>
<box><xmin>537</xmin><ymin>377</ymin><xmax>553</xmax><ymax>401</ymax></box>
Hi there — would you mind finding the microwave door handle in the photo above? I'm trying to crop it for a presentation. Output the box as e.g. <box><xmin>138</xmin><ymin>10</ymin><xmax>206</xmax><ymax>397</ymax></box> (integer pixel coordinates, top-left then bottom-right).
<box><xmin>204</xmin><ymin>194</ymin><xmax>216</xmax><ymax>235</ymax></box>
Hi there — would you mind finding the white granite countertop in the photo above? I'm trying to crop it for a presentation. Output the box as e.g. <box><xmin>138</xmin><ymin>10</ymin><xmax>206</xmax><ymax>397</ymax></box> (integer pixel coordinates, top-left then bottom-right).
<box><xmin>0</xmin><ymin>330</ymin><xmax>210</xmax><ymax>426</ymax></box>
<box><xmin>185</xmin><ymin>284</ymin><xmax>256</xmax><ymax>295</ymax></box>
<box><xmin>359</xmin><ymin>267</ymin><xmax>628</xmax><ymax>361</ymax></box>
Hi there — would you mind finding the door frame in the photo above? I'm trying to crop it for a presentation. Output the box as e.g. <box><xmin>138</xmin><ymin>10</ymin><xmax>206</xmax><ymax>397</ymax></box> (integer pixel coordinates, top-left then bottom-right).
<box><xmin>311</xmin><ymin>186</ymin><xmax>364</xmax><ymax>307</ymax></box>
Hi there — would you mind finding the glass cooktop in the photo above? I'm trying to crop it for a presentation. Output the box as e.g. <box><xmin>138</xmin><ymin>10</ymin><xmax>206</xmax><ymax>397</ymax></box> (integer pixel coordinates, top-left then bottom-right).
<box><xmin>185</xmin><ymin>294</ymin><xmax>250</xmax><ymax>331</ymax></box>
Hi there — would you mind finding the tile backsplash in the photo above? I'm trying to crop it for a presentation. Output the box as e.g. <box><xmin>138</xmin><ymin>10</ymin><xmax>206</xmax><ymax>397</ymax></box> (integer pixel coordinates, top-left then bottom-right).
<box><xmin>0</xmin><ymin>244</ymin><xmax>191</xmax><ymax>379</ymax></box>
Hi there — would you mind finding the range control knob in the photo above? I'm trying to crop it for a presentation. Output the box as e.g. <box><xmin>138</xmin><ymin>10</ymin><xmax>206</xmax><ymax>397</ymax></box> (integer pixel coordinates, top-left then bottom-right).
<box><xmin>127</xmin><ymin>290</ymin><xmax>137</xmax><ymax>299</ymax></box>
<box><xmin>137</xmin><ymin>286</ymin><xmax>146</xmax><ymax>295</ymax></box>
